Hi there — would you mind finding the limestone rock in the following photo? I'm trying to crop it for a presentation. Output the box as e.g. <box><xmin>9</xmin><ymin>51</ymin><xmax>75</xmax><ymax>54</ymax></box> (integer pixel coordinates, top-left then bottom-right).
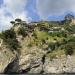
<box><xmin>18</xmin><ymin>46</ymin><xmax>46</xmax><ymax>73</ymax></box>
<box><xmin>0</xmin><ymin>47</ymin><xmax>16</xmax><ymax>73</ymax></box>
<box><xmin>43</xmin><ymin>55</ymin><xmax>75</xmax><ymax>73</ymax></box>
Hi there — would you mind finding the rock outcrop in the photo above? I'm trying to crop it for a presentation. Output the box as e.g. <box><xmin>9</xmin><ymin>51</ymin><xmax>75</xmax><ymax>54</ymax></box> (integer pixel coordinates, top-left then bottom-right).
<box><xmin>0</xmin><ymin>44</ymin><xmax>16</xmax><ymax>73</ymax></box>
<box><xmin>1</xmin><ymin>18</ymin><xmax>75</xmax><ymax>74</ymax></box>
<box><xmin>43</xmin><ymin>55</ymin><xmax>75</xmax><ymax>73</ymax></box>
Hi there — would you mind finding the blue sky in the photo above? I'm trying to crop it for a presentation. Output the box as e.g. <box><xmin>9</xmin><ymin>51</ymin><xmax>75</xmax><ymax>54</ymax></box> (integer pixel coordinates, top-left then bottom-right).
<box><xmin>0</xmin><ymin>0</ymin><xmax>75</xmax><ymax>31</ymax></box>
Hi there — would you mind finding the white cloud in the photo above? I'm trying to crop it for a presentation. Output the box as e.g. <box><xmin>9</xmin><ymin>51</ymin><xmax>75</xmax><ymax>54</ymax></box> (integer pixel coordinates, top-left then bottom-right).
<box><xmin>0</xmin><ymin>0</ymin><xmax>31</xmax><ymax>31</ymax></box>
<box><xmin>36</xmin><ymin>0</ymin><xmax>75</xmax><ymax>20</ymax></box>
<box><xmin>3</xmin><ymin>0</ymin><xmax>28</xmax><ymax>13</ymax></box>
<box><xmin>0</xmin><ymin>7</ymin><xmax>13</xmax><ymax>31</ymax></box>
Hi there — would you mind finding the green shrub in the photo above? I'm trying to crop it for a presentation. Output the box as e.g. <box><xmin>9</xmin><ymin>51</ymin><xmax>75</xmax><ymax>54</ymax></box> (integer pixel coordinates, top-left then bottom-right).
<box><xmin>18</xmin><ymin>27</ymin><xmax>28</xmax><ymax>37</ymax></box>
<box><xmin>64</xmin><ymin>45</ymin><xmax>73</xmax><ymax>55</ymax></box>
<box><xmin>1</xmin><ymin>29</ymin><xmax>20</xmax><ymax>51</ymax></box>
<box><xmin>6</xmin><ymin>38</ymin><xmax>20</xmax><ymax>51</ymax></box>
<box><xmin>48</xmin><ymin>43</ymin><xmax>55</xmax><ymax>50</ymax></box>
<box><xmin>2</xmin><ymin>29</ymin><xmax>16</xmax><ymax>40</ymax></box>
<box><xmin>32</xmin><ymin>32</ymin><xmax>37</xmax><ymax>39</ymax></box>
<box><xmin>42</xmin><ymin>39</ymin><xmax>46</xmax><ymax>44</ymax></box>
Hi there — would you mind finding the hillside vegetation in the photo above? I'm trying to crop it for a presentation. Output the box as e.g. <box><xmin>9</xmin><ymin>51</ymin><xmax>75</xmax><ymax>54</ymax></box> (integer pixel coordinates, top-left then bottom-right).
<box><xmin>0</xmin><ymin>14</ymin><xmax>75</xmax><ymax>59</ymax></box>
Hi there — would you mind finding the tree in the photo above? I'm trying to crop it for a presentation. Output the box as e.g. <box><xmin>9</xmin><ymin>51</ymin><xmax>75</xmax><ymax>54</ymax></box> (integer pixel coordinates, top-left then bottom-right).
<box><xmin>10</xmin><ymin>21</ymin><xmax>15</xmax><ymax>25</ymax></box>
<box><xmin>15</xmin><ymin>18</ymin><xmax>22</xmax><ymax>23</ymax></box>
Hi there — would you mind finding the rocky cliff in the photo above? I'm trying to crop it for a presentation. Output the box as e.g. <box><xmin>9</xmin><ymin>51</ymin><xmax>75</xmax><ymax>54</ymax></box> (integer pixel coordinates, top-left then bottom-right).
<box><xmin>0</xmin><ymin>18</ymin><xmax>75</xmax><ymax>74</ymax></box>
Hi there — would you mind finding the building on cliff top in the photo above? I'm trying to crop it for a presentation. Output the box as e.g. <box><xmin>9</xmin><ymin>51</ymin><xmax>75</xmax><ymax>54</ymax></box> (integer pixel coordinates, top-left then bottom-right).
<box><xmin>65</xmin><ymin>14</ymin><xmax>75</xmax><ymax>25</ymax></box>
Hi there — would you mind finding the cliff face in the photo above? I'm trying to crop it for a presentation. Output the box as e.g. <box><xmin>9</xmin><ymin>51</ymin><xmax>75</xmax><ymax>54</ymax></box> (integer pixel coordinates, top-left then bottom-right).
<box><xmin>0</xmin><ymin>18</ymin><xmax>75</xmax><ymax>74</ymax></box>
<box><xmin>0</xmin><ymin>42</ymin><xmax>16</xmax><ymax>73</ymax></box>
<box><xmin>44</xmin><ymin>55</ymin><xmax>75</xmax><ymax>73</ymax></box>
